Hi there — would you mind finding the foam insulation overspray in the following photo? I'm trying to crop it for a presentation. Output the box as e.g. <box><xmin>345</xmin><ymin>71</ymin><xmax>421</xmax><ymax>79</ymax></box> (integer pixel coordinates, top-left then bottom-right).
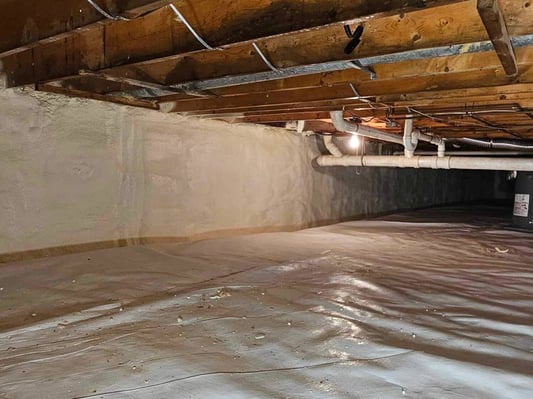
<box><xmin>0</xmin><ymin>88</ymin><xmax>497</xmax><ymax>255</ymax></box>
<box><xmin>0</xmin><ymin>88</ymin><xmax>139</xmax><ymax>253</ymax></box>
<box><xmin>115</xmin><ymin>106</ymin><xmax>145</xmax><ymax>242</ymax></box>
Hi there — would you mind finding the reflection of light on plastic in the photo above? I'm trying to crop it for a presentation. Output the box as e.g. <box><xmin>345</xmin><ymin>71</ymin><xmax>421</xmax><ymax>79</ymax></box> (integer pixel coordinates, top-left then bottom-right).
<box><xmin>349</xmin><ymin>134</ymin><xmax>360</xmax><ymax>149</ymax></box>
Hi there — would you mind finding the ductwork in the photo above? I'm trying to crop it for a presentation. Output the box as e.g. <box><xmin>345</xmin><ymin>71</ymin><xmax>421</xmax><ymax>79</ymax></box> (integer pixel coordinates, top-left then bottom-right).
<box><xmin>454</xmin><ymin>138</ymin><xmax>533</xmax><ymax>151</ymax></box>
<box><xmin>316</xmin><ymin>155</ymin><xmax>533</xmax><ymax>171</ymax></box>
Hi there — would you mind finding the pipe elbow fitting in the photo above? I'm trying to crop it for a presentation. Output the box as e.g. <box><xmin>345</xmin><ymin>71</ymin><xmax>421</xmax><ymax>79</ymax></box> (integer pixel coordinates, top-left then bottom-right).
<box><xmin>437</xmin><ymin>142</ymin><xmax>446</xmax><ymax>158</ymax></box>
<box><xmin>323</xmin><ymin>136</ymin><xmax>344</xmax><ymax>158</ymax></box>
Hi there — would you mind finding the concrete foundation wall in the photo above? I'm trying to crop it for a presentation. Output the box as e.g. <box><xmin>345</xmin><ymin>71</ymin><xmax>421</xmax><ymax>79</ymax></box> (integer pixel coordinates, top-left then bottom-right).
<box><xmin>0</xmin><ymin>89</ymin><xmax>496</xmax><ymax>257</ymax></box>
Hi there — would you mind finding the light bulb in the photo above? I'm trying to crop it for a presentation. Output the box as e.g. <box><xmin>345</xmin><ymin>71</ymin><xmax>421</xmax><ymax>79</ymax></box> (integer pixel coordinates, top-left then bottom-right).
<box><xmin>349</xmin><ymin>134</ymin><xmax>360</xmax><ymax>149</ymax></box>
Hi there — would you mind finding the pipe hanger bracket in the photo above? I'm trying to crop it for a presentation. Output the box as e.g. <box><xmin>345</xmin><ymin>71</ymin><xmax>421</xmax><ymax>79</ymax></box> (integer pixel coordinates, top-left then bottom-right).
<box><xmin>350</xmin><ymin>60</ymin><xmax>377</xmax><ymax>80</ymax></box>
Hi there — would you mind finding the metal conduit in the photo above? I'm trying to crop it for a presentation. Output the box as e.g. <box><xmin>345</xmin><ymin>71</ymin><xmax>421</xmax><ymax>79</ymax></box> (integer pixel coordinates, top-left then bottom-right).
<box><xmin>163</xmin><ymin>34</ymin><xmax>533</xmax><ymax>95</ymax></box>
<box><xmin>454</xmin><ymin>138</ymin><xmax>533</xmax><ymax>151</ymax></box>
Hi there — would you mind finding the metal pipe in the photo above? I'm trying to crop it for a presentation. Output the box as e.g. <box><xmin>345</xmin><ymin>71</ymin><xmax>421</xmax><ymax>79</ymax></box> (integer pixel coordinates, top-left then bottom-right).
<box><xmin>454</xmin><ymin>138</ymin><xmax>533</xmax><ymax>151</ymax></box>
<box><xmin>316</xmin><ymin>155</ymin><xmax>533</xmax><ymax>171</ymax></box>
<box><xmin>165</xmin><ymin>34</ymin><xmax>533</xmax><ymax>94</ymax></box>
<box><xmin>330</xmin><ymin>111</ymin><xmax>404</xmax><ymax>144</ymax></box>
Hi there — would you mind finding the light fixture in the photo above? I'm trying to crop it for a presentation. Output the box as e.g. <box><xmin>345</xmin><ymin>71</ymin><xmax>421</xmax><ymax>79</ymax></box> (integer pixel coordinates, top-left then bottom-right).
<box><xmin>349</xmin><ymin>134</ymin><xmax>360</xmax><ymax>149</ymax></box>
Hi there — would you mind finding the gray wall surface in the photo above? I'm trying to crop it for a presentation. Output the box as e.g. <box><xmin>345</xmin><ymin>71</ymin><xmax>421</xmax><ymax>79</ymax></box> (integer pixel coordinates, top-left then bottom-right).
<box><xmin>0</xmin><ymin>89</ymin><xmax>496</xmax><ymax>255</ymax></box>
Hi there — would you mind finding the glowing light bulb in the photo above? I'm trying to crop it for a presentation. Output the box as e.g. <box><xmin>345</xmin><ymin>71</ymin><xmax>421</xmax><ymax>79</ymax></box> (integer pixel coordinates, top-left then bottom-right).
<box><xmin>349</xmin><ymin>134</ymin><xmax>360</xmax><ymax>149</ymax></box>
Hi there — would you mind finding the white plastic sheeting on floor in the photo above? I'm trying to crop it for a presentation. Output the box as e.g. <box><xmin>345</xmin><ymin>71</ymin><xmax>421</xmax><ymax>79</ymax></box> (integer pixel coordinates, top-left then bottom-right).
<box><xmin>1</xmin><ymin>206</ymin><xmax>532</xmax><ymax>398</ymax></box>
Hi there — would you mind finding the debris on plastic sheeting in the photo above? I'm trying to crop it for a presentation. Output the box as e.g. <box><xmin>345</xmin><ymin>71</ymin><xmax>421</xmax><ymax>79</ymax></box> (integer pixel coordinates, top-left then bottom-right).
<box><xmin>0</xmin><ymin>206</ymin><xmax>532</xmax><ymax>399</ymax></box>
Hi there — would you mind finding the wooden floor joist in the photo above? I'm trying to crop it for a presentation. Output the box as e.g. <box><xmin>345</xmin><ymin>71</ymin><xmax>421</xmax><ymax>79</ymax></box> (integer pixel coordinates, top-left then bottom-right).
<box><xmin>1</xmin><ymin>0</ymin><xmax>532</xmax><ymax>141</ymax></box>
<box><xmin>96</xmin><ymin>2</ymin><xmax>503</xmax><ymax>86</ymax></box>
<box><xmin>36</xmin><ymin>83</ymin><xmax>159</xmax><ymax>109</ymax></box>
<box><xmin>0</xmin><ymin>0</ymin><xmax>470</xmax><ymax>87</ymax></box>
<box><xmin>0</xmin><ymin>1</ymin><xmax>189</xmax><ymax>55</ymax></box>
<box><xmin>157</xmin><ymin>66</ymin><xmax>533</xmax><ymax>115</ymax></box>
<box><xmin>116</xmin><ymin>46</ymin><xmax>528</xmax><ymax>103</ymax></box>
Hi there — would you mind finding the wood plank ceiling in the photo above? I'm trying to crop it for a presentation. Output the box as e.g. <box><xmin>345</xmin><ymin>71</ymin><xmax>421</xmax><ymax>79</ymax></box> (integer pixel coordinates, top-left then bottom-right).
<box><xmin>1</xmin><ymin>0</ymin><xmax>532</xmax><ymax>140</ymax></box>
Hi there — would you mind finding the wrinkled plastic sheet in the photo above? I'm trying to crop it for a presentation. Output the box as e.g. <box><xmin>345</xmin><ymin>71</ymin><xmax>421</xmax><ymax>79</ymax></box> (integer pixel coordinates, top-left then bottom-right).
<box><xmin>1</xmin><ymin>206</ymin><xmax>532</xmax><ymax>398</ymax></box>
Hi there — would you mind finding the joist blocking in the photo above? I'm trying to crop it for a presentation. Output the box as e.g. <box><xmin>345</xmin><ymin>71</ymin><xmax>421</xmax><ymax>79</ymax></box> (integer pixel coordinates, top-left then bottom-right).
<box><xmin>477</xmin><ymin>0</ymin><xmax>519</xmax><ymax>76</ymax></box>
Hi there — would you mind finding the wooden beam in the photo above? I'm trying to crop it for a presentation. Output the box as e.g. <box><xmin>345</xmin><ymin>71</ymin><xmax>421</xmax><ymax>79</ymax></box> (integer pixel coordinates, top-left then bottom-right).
<box><xmin>37</xmin><ymin>83</ymin><xmax>159</xmax><ymax>109</ymax></box>
<box><xmin>0</xmin><ymin>0</ymin><xmax>470</xmax><ymax>87</ymax></box>
<box><xmin>300</xmin><ymin>121</ymin><xmax>339</xmax><ymax>134</ymax></box>
<box><xmin>145</xmin><ymin>46</ymin><xmax>531</xmax><ymax>105</ymax></box>
<box><xmin>178</xmin><ymin>92</ymin><xmax>532</xmax><ymax>128</ymax></box>
<box><xmin>180</xmin><ymin>103</ymin><xmax>380</xmax><ymax>118</ymax></box>
<box><xmin>101</xmin><ymin>2</ymin><xmax>484</xmax><ymax>84</ymax></box>
<box><xmin>48</xmin><ymin>44</ymin><xmax>533</xmax><ymax>106</ymax></box>
<box><xmin>237</xmin><ymin>112</ymin><xmax>340</xmax><ymax>123</ymax></box>
<box><xmin>159</xmin><ymin>63</ymin><xmax>533</xmax><ymax>114</ymax></box>
<box><xmin>0</xmin><ymin>0</ymin><xmax>166</xmax><ymax>54</ymax></box>
<box><xmin>58</xmin><ymin>76</ymin><xmax>138</xmax><ymax>94</ymax></box>
<box><xmin>90</xmin><ymin>1</ymin><xmax>532</xmax><ymax>87</ymax></box>
<box><xmin>192</xmin><ymin>107</ymin><xmax>382</xmax><ymax>120</ymax></box>
<box><xmin>164</xmin><ymin>85</ymin><xmax>365</xmax><ymax>113</ymax></box>
<box><xmin>477</xmin><ymin>0</ymin><xmax>518</xmax><ymax>76</ymax></box>
<box><xmin>181</xmin><ymin>49</ymin><xmax>524</xmax><ymax>99</ymax></box>
<box><xmin>378</xmin><ymin>82</ymin><xmax>533</xmax><ymax>103</ymax></box>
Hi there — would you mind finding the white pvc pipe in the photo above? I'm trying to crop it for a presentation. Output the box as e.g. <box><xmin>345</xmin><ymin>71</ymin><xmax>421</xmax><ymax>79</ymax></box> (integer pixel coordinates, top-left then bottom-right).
<box><xmin>417</xmin><ymin>130</ymin><xmax>445</xmax><ymax>147</ymax></box>
<box><xmin>330</xmin><ymin>111</ymin><xmax>404</xmax><ymax>145</ymax></box>
<box><xmin>323</xmin><ymin>136</ymin><xmax>343</xmax><ymax>158</ymax></box>
<box><xmin>437</xmin><ymin>142</ymin><xmax>446</xmax><ymax>158</ymax></box>
<box><xmin>393</xmin><ymin>151</ymin><xmax>533</xmax><ymax>156</ymax></box>
<box><xmin>403</xmin><ymin>117</ymin><xmax>417</xmax><ymax>158</ymax></box>
<box><xmin>403</xmin><ymin>115</ymin><xmax>446</xmax><ymax>158</ymax></box>
<box><xmin>317</xmin><ymin>155</ymin><xmax>533</xmax><ymax>171</ymax></box>
<box><xmin>330</xmin><ymin>111</ymin><xmax>445</xmax><ymax>150</ymax></box>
